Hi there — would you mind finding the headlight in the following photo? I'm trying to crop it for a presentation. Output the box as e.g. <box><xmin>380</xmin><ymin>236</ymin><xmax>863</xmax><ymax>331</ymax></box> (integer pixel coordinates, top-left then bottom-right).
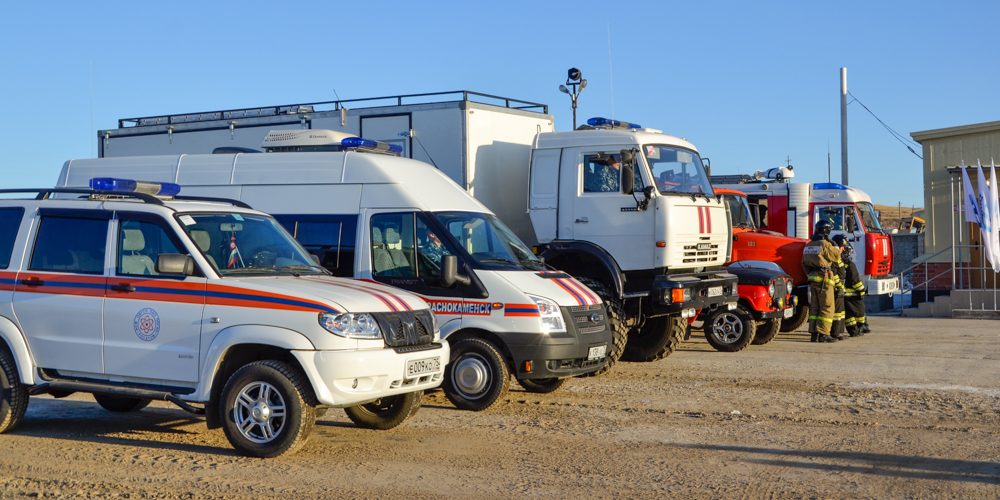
<box><xmin>786</xmin><ymin>280</ymin><xmax>794</xmax><ymax>295</ymax></box>
<box><xmin>318</xmin><ymin>313</ymin><xmax>382</xmax><ymax>339</ymax></box>
<box><xmin>768</xmin><ymin>283</ymin><xmax>776</xmax><ymax>297</ymax></box>
<box><xmin>529</xmin><ymin>295</ymin><xmax>566</xmax><ymax>333</ymax></box>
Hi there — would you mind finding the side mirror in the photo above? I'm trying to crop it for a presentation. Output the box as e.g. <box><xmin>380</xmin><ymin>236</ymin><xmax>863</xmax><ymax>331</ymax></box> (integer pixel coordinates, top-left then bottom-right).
<box><xmin>621</xmin><ymin>163</ymin><xmax>635</xmax><ymax>196</ymax></box>
<box><xmin>440</xmin><ymin>255</ymin><xmax>471</xmax><ymax>288</ymax></box>
<box><xmin>156</xmin><ymin>254</ymin><xmax>195</xmax><ymax>276</ymax></box>
<box><xmin>703</xmin><ymin>158</ymin><xmax>711</xmax><ymax>178</ymax></box>
<box><xmin>620</xmin><ymin>149</ymin><xmax>636</xmax><ymax>167</ymax></box>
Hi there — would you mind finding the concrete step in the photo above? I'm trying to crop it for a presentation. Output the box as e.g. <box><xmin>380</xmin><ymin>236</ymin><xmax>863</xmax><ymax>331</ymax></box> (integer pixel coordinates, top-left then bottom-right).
<box><xmin>950</xmin><ymin>289</ymin><xmax>999</xmax><ymax>310</ymax></box>
<box><xmin>917</xmin><ymin>301</ymin><xmax>935</xmax><ymax>317</ymax></box>
<box><xmin>901</xmin><ymin>307</ymin><xmax>930</xmax><ymax>318</ymax></box>
<box><xmin>932</xmin><ymin>295</ymin><xmax>953</xmax><ymax>318</ymax></box>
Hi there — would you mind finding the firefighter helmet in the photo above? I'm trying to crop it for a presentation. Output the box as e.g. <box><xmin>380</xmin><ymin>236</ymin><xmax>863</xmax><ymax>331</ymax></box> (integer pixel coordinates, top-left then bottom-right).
<box><xmin>812</xmin><ymin>220</ymin><xmax>833</xmax><ymax>240</ymax></box>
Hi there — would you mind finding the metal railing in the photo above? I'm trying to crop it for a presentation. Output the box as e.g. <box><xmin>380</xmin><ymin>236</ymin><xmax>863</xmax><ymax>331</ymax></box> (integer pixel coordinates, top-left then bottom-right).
<box><xmin>894</xmin><ymin>245</ymin><xmax>953</xmax><ymax>312</ymax></box>
<box><xmin>894</xmin><ymin>242</ymin><xmax>1000</xmax><ymax>312</ymax></box>
<box><xmin>118</xmin><ymin>91</ymin><xmax>549</xmax><ymax>128</ymax></box>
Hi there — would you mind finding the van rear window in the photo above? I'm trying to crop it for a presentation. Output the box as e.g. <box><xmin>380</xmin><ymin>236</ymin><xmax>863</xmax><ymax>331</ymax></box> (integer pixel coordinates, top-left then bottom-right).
<box><xmin>0</xmin><ymin>208</ymin><xmax>24</xmax><ymax>269</ymax></box>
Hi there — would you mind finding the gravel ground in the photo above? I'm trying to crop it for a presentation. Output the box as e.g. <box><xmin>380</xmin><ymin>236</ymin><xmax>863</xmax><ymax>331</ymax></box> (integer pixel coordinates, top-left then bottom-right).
<box><xmin>1</xmin><ymin>316</ymin><xmax>998</xmax><ymax>499</ymax></box>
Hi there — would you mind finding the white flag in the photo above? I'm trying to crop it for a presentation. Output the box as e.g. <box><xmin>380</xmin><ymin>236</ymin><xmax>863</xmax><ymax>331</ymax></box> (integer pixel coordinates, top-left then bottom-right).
<box><xmin>962</xmin><ymin>161</ymin><xmax>981</xmax><ymax>224</ymax></box>
<box><xmin>991</xmin><ymin>159</ymin><xmax>1000</xmax><ymax>273</ymax></box>
<box><xmin>976</xmin><ymin>160</ymin><xmax>998</xmax><ymax>273</ymax></box>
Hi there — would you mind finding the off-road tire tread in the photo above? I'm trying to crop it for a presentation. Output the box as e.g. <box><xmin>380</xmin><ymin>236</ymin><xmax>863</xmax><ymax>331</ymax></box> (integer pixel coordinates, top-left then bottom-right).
<box><xmin>703</xmin><ymin>307</ymin><xmax>756</xmax><ymax>353</ymax></box>
<box><xmin>518</xmin><ymin>377</ymin><xmax>569</xmax><ymax>394</ymax></box>
<box><xmin>575</xmin><ymin>277</ymin><xmax>627</xmax><ymax>376</ymax></box>
<box><xmin>443</xmin><ymin>338</ymin><xmax>509</xmax><ymax>412</ymax></box>
<box><xmin>779</xmin><ymin>304</ymin><xmax>809</xmax><ymax>332</ymax></box>
<box><xmin>752</xmin><ymin>317</ymin><xmax>782</xmax><ymax>345</ymax></box>
<box><xmin>0</xmin><ymin>345</ymin><xmax>28</xmax><ymax>433</ymax></box>
<box><xmin>220</xmin><ymin>360</ymin><xmax>317</xmax><ymax>458</ymax></box>
<box><xmin>344</xmin><ymin>390</ymin><xmax>423</xmax><ymax>430</ymax></box>
<box><xmin>94</xmin><ymin>395</ymin><xmax>152</xmax><ymax>413</ymax></box>
<box><xmin>622</xmin><ymin>315</ymin><xmax>686</xmax><ymax>362</ymax></box>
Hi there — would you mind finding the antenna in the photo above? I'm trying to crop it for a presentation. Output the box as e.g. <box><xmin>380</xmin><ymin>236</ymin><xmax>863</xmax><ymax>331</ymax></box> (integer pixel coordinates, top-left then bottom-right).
<box><xmin>90</xmin><ymin>59</ymin><xmax>95</xmax><ymax>181</ymax></box>
<box><xmin>607</xmin><ymin>23</ymin><xmax>614</xmax><ymax>121</ymax></box>
<box><xmin>828</xmin><ymin>142</ymin><xmax>831</xmax><ymax>183</ymax></box>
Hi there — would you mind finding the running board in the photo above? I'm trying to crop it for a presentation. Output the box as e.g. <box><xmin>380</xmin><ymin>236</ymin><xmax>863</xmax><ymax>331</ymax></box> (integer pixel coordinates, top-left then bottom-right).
<box><xmin>30</xmin><ymin>371</ymin><xmax>205</xmax><ymax>415</ymax></box>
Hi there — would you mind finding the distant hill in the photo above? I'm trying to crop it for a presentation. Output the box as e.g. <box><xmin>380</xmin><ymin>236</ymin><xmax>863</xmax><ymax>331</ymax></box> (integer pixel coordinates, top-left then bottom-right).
<box><xmin>874</xmin><ymin>204</ymin><xmax>924</xmax><ymax>231</ymax></box>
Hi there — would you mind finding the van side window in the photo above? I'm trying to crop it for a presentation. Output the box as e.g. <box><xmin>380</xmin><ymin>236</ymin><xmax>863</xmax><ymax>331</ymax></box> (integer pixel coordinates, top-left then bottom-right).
<box><xmin>370</xmin><ymin>213</ymin><xmax>416</xmax><ymax>277</ymax></box>
<box><xmin>273</xmin><ymin>215</ymin><xmax>358</xmax><ymax>277</ymax></box>
<box><xmin>30</xmin><ymin>217</ymin><xmax>107</xmax><ymax>274</ymax></box>
<box><xmin>117</xmin><ymin>219</ymin><xmax>182</xmax><ymax>276</ymax></box>
<box><xmin>0</xmin><ymin>208</ymin><xmax>24</xmax><ymax>269</ymax></box>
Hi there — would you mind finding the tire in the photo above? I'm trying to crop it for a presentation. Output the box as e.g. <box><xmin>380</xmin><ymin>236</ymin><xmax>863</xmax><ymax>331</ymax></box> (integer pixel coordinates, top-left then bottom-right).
<box><xmin>94</xmin><ymin>395</ymin><xmax>152</xmax><ymax>413</ymax></box>
<box><xmin>0</xmin><ymin>345</ymin><xmax>29</xmax><ymax>434</ymax></box>
<box><xmin>518</xmin><ymin>377</ymin><xmax>568</xmax><ymax>394</ymax></box>
<box><xmin>443</xmin><ymin>338</ymin><xmax>509</xmax><ymax>412</ymax></box>
<box><xmin>703</xmin><ymin>306</ymin><xmax>756</xmax><ymax>353</ymax></box>
<box><xmin>752</xmin><ymin>317</ymin><xmax>782</xmax><ymax>345</ymax></box>
<box><xmin>575</xmin><ymin>277</ymin><xmax>627</xmax><ymax>376</ymax></box>
<box><xmin>220</xmin><ymin>360</ymin><xmax>317</xmax><ymax>458</ymax></box>
<box><xmin>779</xmin><ymin>304</ymin><xmax>809</xmax><ymax>332</ymax></box>
<box><xmin>344</xmin><ymin>391</ymin><xmax>423</xmax><ymax>430</ymax></box>
<box><xmin>621</xmin><ymin>315</ymin><xmax>686</xmax><ymax>362</ymax></box>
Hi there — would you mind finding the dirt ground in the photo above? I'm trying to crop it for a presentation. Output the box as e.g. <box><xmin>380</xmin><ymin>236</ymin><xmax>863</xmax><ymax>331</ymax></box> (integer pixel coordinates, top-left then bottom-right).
<box><xmin>1</xmin><ymin>316</ymin><xmax>998</xmax><ymax>499</ymax></box>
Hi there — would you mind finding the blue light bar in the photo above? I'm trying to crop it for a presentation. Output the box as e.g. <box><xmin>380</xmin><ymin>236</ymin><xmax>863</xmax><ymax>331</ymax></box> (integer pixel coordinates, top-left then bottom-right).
<box><xmin>340</xmin><ymin>137</ymin><xmax>403</xmax><ymax>156</ymax></box>
<box><xmin>813</xmin><ymin>183</ymin><xmax>848</xmax><ymax>190</ymax></box>
<box><xmin>89</xmin><ymin>177</ymin><xmax>181</xmax><ymax>197</ymax></box>
<box><xmin>587</xmin><ymin>117</ymin><xmax>641</xmax><ymax>129</ymax></box>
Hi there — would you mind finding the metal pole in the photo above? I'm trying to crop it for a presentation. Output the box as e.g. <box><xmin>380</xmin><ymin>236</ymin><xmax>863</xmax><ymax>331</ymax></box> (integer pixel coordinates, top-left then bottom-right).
<box><xmin>951</xmin><ymin>173</ymin><xmax>956</xmax><ymax>290</ymax></box>
<box><xmin>840</xmin><ymin>68</ymin><xmax>849</xmax><ymax>186</ymax></box>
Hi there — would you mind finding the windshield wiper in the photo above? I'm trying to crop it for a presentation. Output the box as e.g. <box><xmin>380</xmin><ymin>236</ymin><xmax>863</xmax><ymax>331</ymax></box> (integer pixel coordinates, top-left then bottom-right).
<box><xmin>280</xmin><ymin>264</ymin><xmax>332</xmax><ymax>276</ymax></box>
<box><xmin>477</xmin><ymin>258</ymin><xmax>520</xmax><ymax>266</ymax></box>
<box><xmin>225</xmin><ymin>266</ymin><xmax>300</xmax><ymax>277</ymax></box>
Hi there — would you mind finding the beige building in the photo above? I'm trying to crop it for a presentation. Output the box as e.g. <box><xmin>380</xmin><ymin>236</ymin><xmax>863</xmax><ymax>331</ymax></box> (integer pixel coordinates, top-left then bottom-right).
<box><xmin>911</xmin><ymin>120</ymin><xmax>1000</xmax><ymax>289</ymax></box>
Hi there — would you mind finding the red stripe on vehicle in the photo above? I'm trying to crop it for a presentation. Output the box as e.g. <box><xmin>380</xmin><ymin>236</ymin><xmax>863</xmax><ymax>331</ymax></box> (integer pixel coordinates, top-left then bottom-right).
<box><xmin>551</xmin><ymin>278</ymin><xmax>586</xmax><ymax>306</ymax></box>
<box><xmin>566</xmin><ymin>278</ymin><xmax>600</xmax><ymax>305</ymax></box>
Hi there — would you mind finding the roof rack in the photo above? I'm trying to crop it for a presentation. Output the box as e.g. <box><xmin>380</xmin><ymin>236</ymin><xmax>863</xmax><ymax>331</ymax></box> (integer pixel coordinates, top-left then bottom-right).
<box><xmin>710</xmin><ymin>174</ymin><xmax>759</xmax><ymax>185</ymax></box>
<box><xmin>0</xmin><ymin>189</ymin><xmax>253</xmax><ymax>210</ymax></box>
<box><xmin>117</xmin><ymin>91</ymin><xmax>549</xmax><ymax>128</ymax></box>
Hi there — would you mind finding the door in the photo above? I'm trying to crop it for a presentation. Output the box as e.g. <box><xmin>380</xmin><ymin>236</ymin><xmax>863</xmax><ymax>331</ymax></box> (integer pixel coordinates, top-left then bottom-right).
<box><xmin>102</xmin><ymin>213</ymin><xmax>206</xmax><ymax>383</ymax></box>
<box><xmin>560</xmin><ymin>148</ymin><xmax>655</xmax><ymax>271</ymax></box>
<box><xmin>360</xmin><ymin>114</ymin><xmax>411</xmax><ymax>158</ymax></box>
<box><xmin>815</xmin><ymin>204</ymin><xmax>866</xmax><ymax>266</ymax></box>
<box><xmin>12</xmin><ymin>210</ymin><xmax>110</xmax><ymax>374</ymax></box>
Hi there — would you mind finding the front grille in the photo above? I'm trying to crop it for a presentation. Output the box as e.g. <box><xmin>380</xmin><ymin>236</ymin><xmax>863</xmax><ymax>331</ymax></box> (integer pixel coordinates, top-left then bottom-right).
<box><xmin>566</xmin><ymin>304</ymin><xmax>602</xmax><ymax>313</ymax></box>
<box><xmin>682</xmin><ymin>243</ymin><xmax>720</xmax><ymax>263</ymax></box>
<box><xmin>579</xmin><ymin>325</ymin><xmax>607</xmax><ymax>335</ymax></box>
<box><xmin>393</xmin><ymin>343</ymin><xmax>444</xmax><ymax>354</ymax></box>
<box><xmin>575</xmin><ymin>313</ymin><xmax>604</xmax><ymax>323</ymax></box>
<box><xmin>565</xmin><ymin>304</ymin><xmax>609</xmax><ymax>336</ymax></box>
<box><xmin>373</xmin><ymin>310</ymin><xmax>435</xmax><ymax>348</ymax></box>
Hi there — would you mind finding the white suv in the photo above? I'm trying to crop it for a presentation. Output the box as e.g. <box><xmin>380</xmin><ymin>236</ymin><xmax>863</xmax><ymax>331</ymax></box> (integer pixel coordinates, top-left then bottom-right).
<box><xmin>0</xmin><ymin>180</ymin><xmax>448</xmax><ymax>457</ymax></box>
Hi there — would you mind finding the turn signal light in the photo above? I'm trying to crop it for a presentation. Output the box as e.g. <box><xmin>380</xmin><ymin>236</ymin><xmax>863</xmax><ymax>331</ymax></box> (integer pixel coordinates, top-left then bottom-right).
<box><xmin>672</xmin><ymin>289</ymin><xmax>686</xmax><ymax>302</ymax></box>
<box><xmin>524</xmin><ymin>360</ymin><xmax>532</xmax><ymax>372</ymax></box>
<box><xmin>656</xmin><ymin>241</ymin><xmax>666</xmax><ymax>247</ymax></box>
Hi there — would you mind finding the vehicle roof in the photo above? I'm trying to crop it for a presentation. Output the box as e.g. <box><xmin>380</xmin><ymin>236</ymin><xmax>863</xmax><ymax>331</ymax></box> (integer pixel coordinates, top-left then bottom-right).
<box><xmin>57</xmin><ymin>152</ymin><xmax>488</xmax><ymax>213</ymax></box>
<box><xmin>0</xmin><ymin>194</ymin><xmax>264</xmax><ymax>216</ymax></box>
<box><xmin>534</xmin><ymin>129</ymin><xmax>698</xmax><ymax>152</ymax></box>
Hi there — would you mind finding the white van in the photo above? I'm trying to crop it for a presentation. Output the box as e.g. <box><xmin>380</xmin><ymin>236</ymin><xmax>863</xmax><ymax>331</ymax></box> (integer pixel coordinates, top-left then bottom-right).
<box><xmin>56</xmin><ymin>131</ymin><xmax>612</xmax><ymax>411</ymax></box>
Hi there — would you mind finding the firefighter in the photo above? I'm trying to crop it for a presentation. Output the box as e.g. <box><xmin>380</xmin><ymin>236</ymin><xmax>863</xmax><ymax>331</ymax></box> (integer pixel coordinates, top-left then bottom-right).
<box><xmin>802</xmin><ymin>220</ymin><xmax>841</xmax><ymax>343</ymax></box>
<box><xmin>830</xmin><ymin>236</ymin><xmax>849</xmax><ymax>340</ymax></box>
<box><xmin>834</xmin><ymin>235</ymin><xmax>868</xmax><ymax>337</ymax></box>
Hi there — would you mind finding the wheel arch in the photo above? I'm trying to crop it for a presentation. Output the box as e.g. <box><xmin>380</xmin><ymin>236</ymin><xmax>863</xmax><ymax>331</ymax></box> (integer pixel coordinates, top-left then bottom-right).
<box><xmin>540</xmin><ymin>240</ymin><xmax>625</xmax><ymax>298</ymax></box>
<box><xmin>0</xmin><ymin>315</ymin><xmax>35</xmax><ymax>385</ymax></box>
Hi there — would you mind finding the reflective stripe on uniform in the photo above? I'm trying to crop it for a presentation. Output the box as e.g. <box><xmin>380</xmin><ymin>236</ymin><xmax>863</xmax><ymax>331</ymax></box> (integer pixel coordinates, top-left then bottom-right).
<box><xmin>808</xmin><ymin>315</ymin><xmax>833</xmax><ymax>323</ymax></box>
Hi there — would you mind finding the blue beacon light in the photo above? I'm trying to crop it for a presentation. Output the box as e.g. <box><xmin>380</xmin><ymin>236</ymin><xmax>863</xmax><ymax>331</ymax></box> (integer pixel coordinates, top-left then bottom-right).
<box><xmin>341</xmin><ymin>137</ymin><xmax>404</xmax><ymax>155</ymax></box>
<box><xmin>587</xmin><ymin>117</ymin><xmax>642</xmax><ymax>129</ymax></box>
<box><xmin>90</xmin><ymin>178</ymin><xmax>181</xmax><ymax>197</ymax></box>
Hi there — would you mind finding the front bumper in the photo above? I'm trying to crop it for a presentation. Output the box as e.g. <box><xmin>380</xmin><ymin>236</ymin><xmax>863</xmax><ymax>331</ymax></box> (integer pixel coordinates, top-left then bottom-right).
<box><xmin>505</xmin><ymin>304</ymin><xmax>612</xmax><ymax>380</ymax></box>
<box><xmin>866</xmin><ymin>275</ymin><xmax>899</xmax><ymax>295</ymax></box>
<box><xmin>292</xmin><ymin>341</ymin><xmax>449</xmax><ymax>407</ymax></box>
<box><xmin>650</xmin><ymin>271</ymin><xmax>739</xmax><ymax>317</ymax></box>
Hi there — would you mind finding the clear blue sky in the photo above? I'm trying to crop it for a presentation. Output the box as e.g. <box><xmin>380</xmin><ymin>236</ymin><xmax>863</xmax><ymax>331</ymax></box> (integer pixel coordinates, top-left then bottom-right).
<box><xmin>2</xmin><ymin>0</ymin><xmax>997</xmax><ymax>208</ymax></box>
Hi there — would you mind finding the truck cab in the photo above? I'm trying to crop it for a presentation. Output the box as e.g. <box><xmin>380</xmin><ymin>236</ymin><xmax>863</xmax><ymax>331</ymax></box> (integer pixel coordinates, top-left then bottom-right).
<box><xmin>529</xmin><ymin>119</ymin><xmax>739</xmax><ymax>362</ymax></box>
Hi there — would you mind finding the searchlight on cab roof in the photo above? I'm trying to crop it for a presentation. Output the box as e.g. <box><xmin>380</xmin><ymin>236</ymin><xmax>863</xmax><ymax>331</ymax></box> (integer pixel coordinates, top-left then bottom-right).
<box><xmin>260</xmin><ymin>129</ymin><xmax>403</xmax><ymax>156</ymax></box>
<box><xmin>89</xmin><ymin>177</ymin><xmax>181</xmax><ymax>197</ymax></box>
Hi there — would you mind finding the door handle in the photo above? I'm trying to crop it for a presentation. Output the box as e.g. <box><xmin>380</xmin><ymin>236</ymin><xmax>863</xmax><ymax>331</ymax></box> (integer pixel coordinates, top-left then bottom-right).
<box><xmin>20</xmin><ymin>279</ymin><xmax>44</xmax><ymax>287</ymax></box>
<box><xmin>110</xmin><ymin>284</ymin><xmax>136</xmax><ymax>292</ymax></box>
<box><xmin>575</xmin><ymin>217</ymin><xmax>589</xmax><ymax>224</ymax></box>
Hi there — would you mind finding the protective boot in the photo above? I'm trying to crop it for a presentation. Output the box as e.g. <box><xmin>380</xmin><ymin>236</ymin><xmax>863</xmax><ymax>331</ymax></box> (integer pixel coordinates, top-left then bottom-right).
<box><xmin>860</xmin><ymin>321</ymin><xmax>871</xmax><ymax>333</ymax></box>
<box><xmin>810</xmin><ymin>333</ymin><xmax>819</xmax><ymax>342</ymax></box>
<box><xmin>817</xmin><ymin>334</ymin><xmax>838</xmax><ymax>343</ymax></box>
<box><xmin>834</xmin><ymin>332</ymin><xmax>850</xmax><ymax>340</ymax></box>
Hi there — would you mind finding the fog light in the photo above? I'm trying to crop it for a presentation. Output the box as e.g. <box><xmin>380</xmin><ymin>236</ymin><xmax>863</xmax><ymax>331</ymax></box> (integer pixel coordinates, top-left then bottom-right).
<box><xmin>680</xmin><ymin>308</ymin><xmax>696</xmax><ymax>318</ymax></box>
<box><xmin>727</xmin><ymin>302</ymin><xmax>737</xmax><ymax>310</ymax></box>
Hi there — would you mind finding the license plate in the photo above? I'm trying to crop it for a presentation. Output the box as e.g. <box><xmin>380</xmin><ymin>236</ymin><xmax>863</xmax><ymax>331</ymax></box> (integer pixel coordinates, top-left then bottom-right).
<box><xmin>783</xmin><ymin>307</ymin><xmax>794</xmax><ymax>318</ymax></box>
<box><xmin>406</xmin><ymin>357</ymin><xmax>441</xmax><ymax>378</ymax></box>
<box><xmin>707</xmin><ymin>286</ymin><xmax>723</xmax><ymax>297</ymax></box>
<box><xmin>587</xmin><ymin>345</ymin><xmax>607</xmax><ymax>360</ymax></box>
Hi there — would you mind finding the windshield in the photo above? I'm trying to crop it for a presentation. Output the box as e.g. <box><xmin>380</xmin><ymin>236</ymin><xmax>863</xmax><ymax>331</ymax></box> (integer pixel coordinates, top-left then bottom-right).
<box><xmin>856</xmin><ymin>202</ymin><xmax>883</xmax><ymax>233</ymax></box>
<box><xmin>644</xmin><ymin>145</ymin><xmax>714</xmax><ymax>196</ymax></box>
<box><xmin>432</xmin><ymin>212</ymin><xmax>545</xmax><ymax>271</ymax></box>
<box><xmin>723</xmin><ymin>194</ymin><xmax>754</xmax><ymax>229</ymax></box>
<box><xmin>177</xmin><ymin>213</ymin><xmax>324</xmax><ymax>276</ymax></box>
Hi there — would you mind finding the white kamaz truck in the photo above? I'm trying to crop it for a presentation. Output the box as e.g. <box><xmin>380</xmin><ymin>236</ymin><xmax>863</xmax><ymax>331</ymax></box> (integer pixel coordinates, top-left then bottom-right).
<box><xmin>96</xmin><ymin>91</ymin><xmax>738</xmax><ymax>364</ymax></box>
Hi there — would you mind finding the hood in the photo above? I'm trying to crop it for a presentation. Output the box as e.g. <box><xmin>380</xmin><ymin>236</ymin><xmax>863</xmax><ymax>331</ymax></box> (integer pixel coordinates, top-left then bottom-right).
<box><xmin>222</xmin><ymin>275</ymin><xmax>428</xmax><ymax>314</ymax></box>
<box><xmin>493</xmin><ymin>270</ymin><xmax>602</xmax><ymax>308</ymax></box>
